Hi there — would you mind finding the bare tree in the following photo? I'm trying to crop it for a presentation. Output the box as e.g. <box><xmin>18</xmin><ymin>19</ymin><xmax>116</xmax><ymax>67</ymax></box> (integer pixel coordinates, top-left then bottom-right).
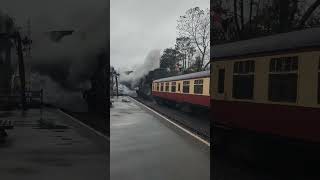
<box><xmin>298</xmin><ymin>0</ymin><xmax>320</xmax><ymax>27</ymax></box>
<box><xmin>177</xmin><ymin>7</ymin><xmax>210</xmax><ymax>70</ymax></box>
<box><xmin>175</xmin><ymin>37</ymin><xmax>196</xmax><ymax>70</ymax></box>
<box><xmin>213</xmin><ymin>0</ymin><xmax>320</xmax><ymax>42</ymax></box>
<box><xmin>233</xmin><ymin>0</ymin><xmax>241</xmax><ymax>37</ymax></box>
<box><xmin>249</xmin><ymin>0</ymin><xmax>254</xmax><ymax>26</ymax></box>
<box><xmin>240</xmin><ymin>0</ymin><xmax>244</xmax><ymax>28</ymax></box>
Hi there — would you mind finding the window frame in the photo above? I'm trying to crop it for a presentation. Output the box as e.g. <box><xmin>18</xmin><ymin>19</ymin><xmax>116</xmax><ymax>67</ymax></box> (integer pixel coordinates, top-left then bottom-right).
<box><xmin>160</xmin><ymin>83</ymin><xmax>164</xmax><ymax>92</ymax></box>
<box><xmin>165</xmin><ymin>82</ymin><xmax>170</xmax><ymax>92</ymax></box>
<box><xmin>268</xmin><ymin>56</ymin><xmax>299</xmax><ymax>103</ymax></box>
<box><xmin>171</xmin><ymin>82</ymin><xmax>176</xmax><ymax>92</ymax></box>
<box><xmin>232</xmin><ymin>60</ymin><xmax>255</xmax><ymax>99</ymax></box>
<box><xmin>183</xmin><ymin>81</ymin><xmax>190</xmax><ymax>93</ymax></box>
<box><xmin>218</xmin><ymin>69</ymin><xmax>225</xmax><ymax>94</ymax></box>
<box><xmin>194</xmin><ymin>79</ymin><xmax>204</xmax><ymax>94</ymax></box>
<box><xmin>318</xmin><ymin>57</ymin><xmax>320</xmax><ymax>104</ymax></box>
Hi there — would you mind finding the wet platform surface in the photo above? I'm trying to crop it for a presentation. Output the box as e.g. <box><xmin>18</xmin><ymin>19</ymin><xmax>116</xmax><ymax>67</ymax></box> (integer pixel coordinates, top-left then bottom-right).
<box><xmin>0</xmin><ymin>108</ymin><xmax>108</xmax><ymax>180</ymax></box>
<box><xmin>134</xmin><ymin>97</ymin><xmax>210</xmax><ymax>139</ymax></box>
<box><xmin>110</xmin><ymin>97</ymin><xmax>210</xmax><ymax>180</ymax></box>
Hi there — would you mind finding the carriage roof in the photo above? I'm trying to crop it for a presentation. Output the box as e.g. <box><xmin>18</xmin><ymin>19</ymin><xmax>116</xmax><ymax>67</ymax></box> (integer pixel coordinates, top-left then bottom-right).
<box><xmin>212</xmin><ymin>27</ymin><xmax>320</xmax><ymax>61</ymax></box>
<box><xmin>153</xmin><ymin>71</ymin><xmax>210</xmax><ymax>83</ymax></box>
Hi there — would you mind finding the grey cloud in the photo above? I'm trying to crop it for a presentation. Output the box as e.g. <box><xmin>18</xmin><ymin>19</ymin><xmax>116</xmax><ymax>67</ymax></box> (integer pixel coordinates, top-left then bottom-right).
<box><xmin>1</xmin><ymin>0</ymin><xmax>108</xmax><ymax>111</ymax></box>
<box><xmin>111</xmin><ymin>0</ymin><xmax>209</xmax><ymax>69</ymax></box>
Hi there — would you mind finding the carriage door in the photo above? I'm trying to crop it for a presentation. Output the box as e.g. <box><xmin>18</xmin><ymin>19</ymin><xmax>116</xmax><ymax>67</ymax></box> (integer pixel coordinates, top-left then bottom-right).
<box><xmin>218</xmin><ymin>69</ymin><xmax>225</xmax><ymax>94</ymax></box>
<box><xmin>214</xmin><ymin>63</ymin><xmax>227</xmax><ymax>100</ymax></box>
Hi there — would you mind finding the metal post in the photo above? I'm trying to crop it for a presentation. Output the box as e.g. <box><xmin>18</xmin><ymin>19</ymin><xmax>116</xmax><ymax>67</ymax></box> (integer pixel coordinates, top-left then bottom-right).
<box><xmin>40</xmin><ymin>89</ymin><xmax>43</xmax><ymax>120</ymax></box>
<box><xmin>115</xmin><ymin>74</ymin><xmax>118</xmax><ymax>98</ymax></box>
<box><xmin>16</xmin><ymin>32</ymin><xmax>27</xmax><ymax>111</ymax></box>
<box><xmin>111</xmin><ymin>69</ymin><xmax>114</xmax><ymax>97</ymax></box>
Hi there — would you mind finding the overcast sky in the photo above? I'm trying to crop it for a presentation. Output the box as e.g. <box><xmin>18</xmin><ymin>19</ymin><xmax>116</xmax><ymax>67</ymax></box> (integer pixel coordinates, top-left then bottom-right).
<box><xmin>111</xmin><ymin>0</ymin><xmax>209</xmax><ymax>70</ymax></box>
<box><xmin>2</xmin><ymin>0</ymin><xmax>106</xmax><ymax>32</ymax></box>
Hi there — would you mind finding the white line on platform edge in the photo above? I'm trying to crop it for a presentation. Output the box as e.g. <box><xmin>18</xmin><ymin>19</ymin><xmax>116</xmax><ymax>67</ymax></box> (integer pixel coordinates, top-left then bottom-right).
<box><xmin>129</xmin><ymin>97</ymin><xmax>210</xmax><ymax>147</ymax></box>
<box><xmin>58</xmin><ymin>109</ymin><xmax>110</xmax><ymax>141</ymax></box>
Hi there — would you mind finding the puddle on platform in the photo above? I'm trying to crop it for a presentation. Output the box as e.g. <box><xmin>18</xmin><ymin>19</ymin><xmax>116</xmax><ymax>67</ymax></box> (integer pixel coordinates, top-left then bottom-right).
<box><xmin>118</xmin><ymin>111</ymin><xmax>132</xmax><ymax>114</ymax></box>
<box><xmin>61</xmin><ymin>137</ymin><xmax>72</xmax><ymax>140</ymax></box>
<box><xmin>56</xmin><ymin>142</ymin><xmax>73</xmax><ymax>146</ymax></box>
<box><xmin>33</xmin><ymin>119</ymin><xmax>69</xmax><ymax>130</ymax></box>
<box><xmin>54</xmin><ymin>162</ymin><xmax>73</xmax><ymax>167</ymax></box>
<box><xmin>30</xmin><ymin>156</ymin><xmax>72</xmax><ymax>167</ymax></box>
<box><xmin>0</xmin><ymin>112</ymin><xmax>12</xmax><ymax>118</ymax></box>
<box><xmin>53</xmin><ymin>130</ymin><xmax>66</xmax><ymax>133</ymax></box>
<box><xmin>0</xmin><ymin>138</ymin><xmax>13</xmax><ymax>148</ymax></box>
<box><xmin>7</xmin><ymin>167</ymin><xmax>38</xmax><ymax>175</ymax></box>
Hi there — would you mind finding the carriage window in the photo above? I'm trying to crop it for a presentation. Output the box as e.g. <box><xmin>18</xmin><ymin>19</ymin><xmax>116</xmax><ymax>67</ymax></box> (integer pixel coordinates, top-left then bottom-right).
<box><xmin>183</xmin><ymin>81</ymin><xmax>190</xmax><ymax>93</ymax></box>
<box><xmin>269</xmin><ymin>56</ymin><xmax>298</xmax><ymax>102</ymax></box>
<box><xmin>178</xmin><ymin>83</ymin><xmax>181</xmax><ymax>92</ymax></box>
<box><xmin>218</xmin><ymin>69</ymin><xmax>225</xmax><ymax>94</ymax></box>
<box><xmin>165</xmin><ymin>82</ymin><xmax>170</xmax><ymax>92</ymax></box>
<box><xmin>233</xmin><ymin>60</ymin><xmax>255</xmax><ymax>99</ymax></box>
<box><xmin>194</xmin><ymin>79</ymin><xmax>203</xmax><ymax>94</ymax></box>
<box><xmin>157</xmin><ymin>83</ymin><xmax>159</xmax><ymax>91</ymax></box>
<box><xmin>318</xmin><ymin>58</ymin><xmax>320</xmax><ymax>104</ymax></box>
<box><xmin>171</xmin><ymin>82</ymin><xmax>176</xmax><ymax>92</ymax></box>
<box><xmin>160</xmin><ymin>83</ymin><xmax>164</xmax><ymax>91</ymax></box>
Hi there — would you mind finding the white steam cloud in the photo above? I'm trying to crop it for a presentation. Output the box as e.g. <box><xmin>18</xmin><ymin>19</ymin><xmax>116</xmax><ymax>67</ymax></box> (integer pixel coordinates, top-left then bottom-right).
<box><xmin>1</xmin><ymin>1</ymin><xmax>108</xmax><ymax>112</ymax></box>
<box><xmin>120</xmin><ymin>49</ymin><xmax>160</xmax><ymax>88</ymax></box>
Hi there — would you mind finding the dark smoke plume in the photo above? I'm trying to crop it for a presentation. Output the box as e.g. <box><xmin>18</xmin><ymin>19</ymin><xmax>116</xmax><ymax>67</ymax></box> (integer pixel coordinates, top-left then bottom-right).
<box><xmin>46</xmin><ymin>30</ymin><xmax>75</xmax><ymax>42</ymax></box>
<box><xmin>1</xmin><ymin>0</ymin><xmax>108</xmax><ymax>112</ymax></box>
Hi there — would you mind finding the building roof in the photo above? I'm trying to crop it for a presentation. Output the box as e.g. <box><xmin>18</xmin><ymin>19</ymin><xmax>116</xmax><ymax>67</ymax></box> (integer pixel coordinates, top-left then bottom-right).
<box><xmin>211</xmin><ymin>27</ymin><xmax>320</xmax><ymax>61</ymax></box>
<box><xmin>153</xmin><ymin>71</ymin><xmax>210</xmax><ymax>83</ymax></box>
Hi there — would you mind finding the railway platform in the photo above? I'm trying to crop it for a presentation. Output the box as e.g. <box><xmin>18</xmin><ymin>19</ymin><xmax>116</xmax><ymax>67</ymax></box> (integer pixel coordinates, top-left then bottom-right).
<box><xmin>110</xmin><ymin>96</ymin><xmax>210</xmax><ymax>180</ymax></box>
<box><xmin>0</xmin><ymin>108</ymin><xmax>109</xmax><ymax>180</ymax></box>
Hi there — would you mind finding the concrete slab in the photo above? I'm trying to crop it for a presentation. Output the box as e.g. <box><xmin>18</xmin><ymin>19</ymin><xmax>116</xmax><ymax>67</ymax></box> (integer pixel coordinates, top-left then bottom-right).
<box><xmin>0</xmin><ymin>109</ymin><xmax>109</xmax><ymax>180</ymax></box>
<box><xmin>110</xmin><ymin>97</ymin><xmax>210</xmax><ymax>180</ymax></box>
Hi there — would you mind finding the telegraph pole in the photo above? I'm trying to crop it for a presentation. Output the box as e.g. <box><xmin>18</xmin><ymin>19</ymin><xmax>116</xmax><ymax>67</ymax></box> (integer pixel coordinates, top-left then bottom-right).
<box><xmin>16</xmin><ymin>32</ymin><xmax>27</xmax><ymax>110</ymax></box>
<box><xmin>0</xmin><ymin>31</ymin><xmax>30</xmax><ymax>111</ymax></box>
<box><xmin>26</xmin><ymin>18</ymin><xmax>31</xmax><ymax>57</ymax></box>
<box><xmin>115</xmin><ymin>71</ymin><xmax>119</xmax><ymax>98</ymax></box>
<box><xmin>110</xmin><ymin>68</ymin><xmax>114</xmax><ymax>97</ymax></box>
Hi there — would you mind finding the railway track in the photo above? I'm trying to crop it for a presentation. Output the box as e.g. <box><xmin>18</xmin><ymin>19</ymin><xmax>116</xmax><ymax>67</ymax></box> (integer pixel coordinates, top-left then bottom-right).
<box><xmin>130</xmin><ymin>96</ymin><xmax>210</xmax><ymax>143</ymax></box>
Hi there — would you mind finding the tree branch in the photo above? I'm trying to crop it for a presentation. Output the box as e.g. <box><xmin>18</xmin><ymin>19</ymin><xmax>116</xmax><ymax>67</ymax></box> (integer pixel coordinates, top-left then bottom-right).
<box><xmin>298</xmin><ymin>0</ymin><xmax>320</xmax><ymax>28</ymax></box>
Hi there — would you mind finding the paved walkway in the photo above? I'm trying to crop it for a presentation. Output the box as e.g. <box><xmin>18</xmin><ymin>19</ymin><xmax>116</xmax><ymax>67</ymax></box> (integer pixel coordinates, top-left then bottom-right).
<box><xmin>0</xmin><ymin>108</ymin><xmax>109</xmax><ymax>180</ymax></box>
<box><xmin>110</xmin><ymin>97</ymin><xmax>210</xmax><ymax>180</ymax></box>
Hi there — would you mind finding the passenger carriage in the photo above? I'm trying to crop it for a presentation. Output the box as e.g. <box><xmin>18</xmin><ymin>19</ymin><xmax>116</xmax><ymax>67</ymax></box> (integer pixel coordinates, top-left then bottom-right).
<box><xmin>211</xmin><ymin>27</ymin><xmax>320</xmax><ymax>143</ymax></box>
<box><xmin>152</xmin><ymin>71</ymin><xmax>210</xmax><ymax>109</ymax></box>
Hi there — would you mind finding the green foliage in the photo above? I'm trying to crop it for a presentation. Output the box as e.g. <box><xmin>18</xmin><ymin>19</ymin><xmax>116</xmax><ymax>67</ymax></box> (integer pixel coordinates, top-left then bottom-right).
<box><xmin>159</xmin><ymin>48</ymin><xmax>182</xmax><ymax>72</ymax></box>
<box><xmin>212</xmin><ymin>0</ymin><xmax>320</xmax><ymax>43</ymax></box>
<box><xmin>188</xmin><ymin>56</ymin><xmax>202</xmax><ymax>72</ymax></box>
